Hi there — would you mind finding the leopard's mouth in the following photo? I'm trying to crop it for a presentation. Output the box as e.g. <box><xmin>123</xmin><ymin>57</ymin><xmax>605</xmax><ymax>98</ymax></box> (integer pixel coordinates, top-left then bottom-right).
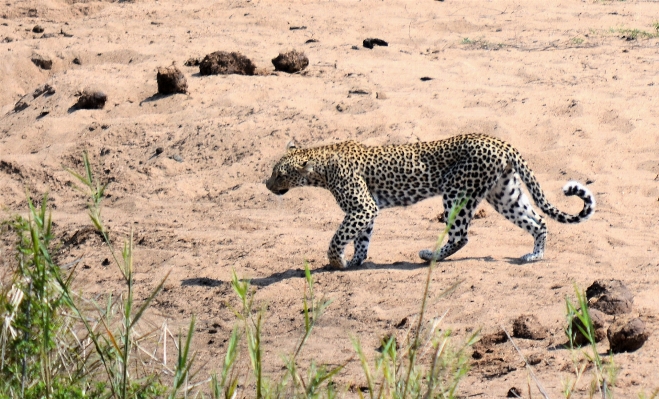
<box><xmin>275</xmin><ymin>189</ymin><xmax>289</xmax><ymax>195</ymax></box>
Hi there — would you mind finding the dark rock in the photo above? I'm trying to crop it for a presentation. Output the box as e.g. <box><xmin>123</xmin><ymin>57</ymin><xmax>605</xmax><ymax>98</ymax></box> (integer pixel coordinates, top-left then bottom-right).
<box><xmin>271</xmin><ymin>50</ymin><xmax>309</xmax><ymax>73</ymax></box>
<box><xmin>73</xmin><ymin>57</ymin><xmax>82</xmax><ymax>65</ymax></box>
<box><xmin>363</xmin><ymin>38</ymin><xmax>388</xmax><ymax>49</ymax></box>
<box><xmin>289</xmin><ymin>26</ymin><xmax>306</xmax><ymax>30</ymax></box>
<box><xmin>587</xmin><ymin>279</ymin><xmax>633</xmax><ymax>315</ymax></box>
<box><xmin>199</xmin><ymin>51</ymin><xmax>256</xmax><ymax>76</ymax></box>
<box><xmin>608</xmin><ymin>315</ymin><xmax>649</xmax><ymax>353</ymax></box>
<box><xmin>512</xmin><ymin>314</ymin><xmax>548</xmax><ymax>340</ymax></box>
<box><xmin>2</xmin><ymin>36</ymin><xmax>13</xmax><ymax>43</ymax></box>
<box><xmin>75</xmin><ymin>90</ymin><xmax>107</xmax><ymax>110</ymax></box>
<box><xmin>420</xmin><ymin>76</ymin><xmax>434</xmax><ymax>81</ymax></box>
<box><xmin>156</xmin><ymin>65</ymin><xmax>187</xmax><ymax>94</ymax></box>
<box><xmin>507</xmin><ymin>387</ymin><xmax>522</xmax><ymax>398</ymax></box>
<box><xmin>571</xmin><ymin>307</ymin><xmax>608</xmax><ymax>345</ymax></box>
<box><xmin>305</xmin><ymin>39</ymin><xmax>319</xmax><ymax>44</ymax></box>
<box><xmin>31</xmin><ymin>54</ymin><xmax>52</xmax><ymax>70</ymax></box>
<box><xmin>32</xmin><ymin>25</ymin><xmax>44</xmax><ymax>33</ymax></box>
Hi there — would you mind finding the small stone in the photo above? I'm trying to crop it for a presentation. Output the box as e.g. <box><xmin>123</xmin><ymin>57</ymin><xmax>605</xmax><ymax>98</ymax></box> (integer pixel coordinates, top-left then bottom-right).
<box><xmin>527</xmin><ymin>353</ymin><xmax>543</xmax><ymax>365</ymax></box>
<box><xmin>271</xmin><ymin>50</ymin><xmax>309</xmax><ymax>73</ymax></box>
<box><xmin>32</xmin><ymin>25</ymin><xmax>43</xmax><ymax>33</ymax></box>
<box><xmin>507</xmin><ymin>387</ymin><xmax>522</xmax><ymax>397</ymax></box>
<box><xmin>587</xmin><ymin>279</ymin><xmax>633</xmax><ymax>315</ymax></box>
<box><xmin>31</xmin><ymin>54</ymin><xmax>52</xmax><ymax>70</ymax></box>
<box><xmin>607</xmin><ymin>315</ymin><xmax>649</xmax><ymax>353</ymax></box>
<box><xmin>156</xmin><ymin>65</ymin><xmax>187</xmax><ymax>94</ymax></box>
<box><xmin>73</xmin><ymin>57</ymin><xmax>81</xmax><ymax>65</ymax></box>
<box><xmin>2</xmin><ymin>36</ymin><xmax>13</xmax><ymax>43</ymax></box>
<box><xmin>75</xmin><ymin>90</ymin><xmax>107</xmax><ymax>110</ymax></box>
<box><xmin>199</xmin><ymin>51</ymin><xmax>256</xmax><ymax>76</ymax></box>
<box><xmin>473</xmin><ymin>208</ymin><xmax>487</xmax><ymax>219</ymax></box>
<box><xmin>512</xmin><ymin>314</ymin><xmax>548</xmax><ymax>340</ymax></box>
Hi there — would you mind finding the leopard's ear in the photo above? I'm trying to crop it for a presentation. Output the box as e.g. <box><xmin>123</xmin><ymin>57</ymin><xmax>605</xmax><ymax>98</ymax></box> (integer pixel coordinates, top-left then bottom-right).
<box><xmin>296</xmin><ymin>160</ymin><xmax>315</xmax><ymax>176</ymax></box>
<box><xmin>286</xmin><ymin>139</ymin><xmax>298</xmax><ymax>151</ymax></box>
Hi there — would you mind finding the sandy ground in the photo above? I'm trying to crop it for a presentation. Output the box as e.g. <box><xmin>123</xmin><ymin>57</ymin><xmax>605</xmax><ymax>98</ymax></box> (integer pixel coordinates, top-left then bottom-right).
<box><xmin>1</xmin><ymin>0</ymin><xmax>659</xmax><ymax>396</ymax></box>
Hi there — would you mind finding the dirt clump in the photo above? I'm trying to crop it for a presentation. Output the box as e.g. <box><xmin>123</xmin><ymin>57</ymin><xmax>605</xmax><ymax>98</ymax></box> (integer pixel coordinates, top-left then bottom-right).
<box><xmin>571</xmin><ymin>307</ymin><xmax>608</xmax><ymax>345</ymax></box>
<box><xmin>199</xmin><ymin>51</ymin><xmax>256</xmax><ymax>76</ymax></box>
<box><xmin>271</xmin><ymin>50</ymin><xmax>309</xmax><ymax>73</ymax></box>
<box><xmin>184</xmin><ymin>57</ymin><xmax>200</xmax><ymax>67</ymax></box>
<box><xmin>471</xmin><ymin>330</ymin><xmax>516</xmax><ymax>378</ymax></box>
<box><xmin>74</xmin><ymin>90</ymin><xmax>107</xmax><ymax>110</ymax></box>
<box><xmin>607</xmin><ymin>315</ymin><xmax>649</xmax><ymax>353</ymax></box>
<box><xmin>586</xmin><ymin>279</ymin><xmax>633</xmax><ymax>315</ymax></box>
<box><xmin>34</xmin><ymin>84</ymin><xmax>55</xmax><ymax>98</ymax></box>
<box><xmin>156</xmin><ymin>65</ymin><xmax>187</xmax><ymax>94</ymax></box>
<box><xmin>512</xmin><ymin>314</ymin><xmax>548</xmax><ymax>340</ymax></box>
<box><xmin>363</xmin><ymin>38</ymin><xmax>388</xmax><ymax>49</ymax></box>
<box><xmin>31</xmin><ymin>54</ymin><xmax>52</xmax><ymax>70</ymax></box>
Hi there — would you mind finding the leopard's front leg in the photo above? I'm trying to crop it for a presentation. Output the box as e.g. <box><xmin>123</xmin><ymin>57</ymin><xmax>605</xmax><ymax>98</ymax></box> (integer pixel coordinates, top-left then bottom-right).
<box><xmin>327</xmin><ymin>213</ymin><xmax>376</xmax><ymax>269</ymax></box>
<box><xmin>326</xmin><ymin>167</ymin><xmax>378</xmax><ymax>269</ymax></box>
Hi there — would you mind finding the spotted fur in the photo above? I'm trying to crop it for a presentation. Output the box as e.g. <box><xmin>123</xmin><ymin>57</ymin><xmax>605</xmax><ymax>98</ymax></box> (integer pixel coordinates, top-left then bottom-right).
<box><xmin>266</xmin><ymin>134</ymin><xmax>595</xmax><ymax>268</ymax></box>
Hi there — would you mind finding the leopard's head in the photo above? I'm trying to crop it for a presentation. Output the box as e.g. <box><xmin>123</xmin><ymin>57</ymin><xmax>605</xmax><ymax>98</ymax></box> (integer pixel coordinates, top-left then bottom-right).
<box><xmin>266</xmin><ymin>140</ymin><xmax>316</xmax><ymax>196</ymax></box>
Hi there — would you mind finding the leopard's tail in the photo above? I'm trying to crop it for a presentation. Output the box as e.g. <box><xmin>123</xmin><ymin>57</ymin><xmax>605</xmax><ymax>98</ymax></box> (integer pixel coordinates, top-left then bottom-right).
<box><xmin>509</xmin><ymin>150</ymin><xmax>596</xmax><ymax>224</ymax></box>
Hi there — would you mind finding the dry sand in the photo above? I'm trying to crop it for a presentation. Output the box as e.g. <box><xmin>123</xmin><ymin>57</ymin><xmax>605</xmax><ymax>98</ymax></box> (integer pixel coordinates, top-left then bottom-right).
<box><xmin>1</xmin><ymin>0</ymin><xmax>659</xmax><ymax>396</ymax></box>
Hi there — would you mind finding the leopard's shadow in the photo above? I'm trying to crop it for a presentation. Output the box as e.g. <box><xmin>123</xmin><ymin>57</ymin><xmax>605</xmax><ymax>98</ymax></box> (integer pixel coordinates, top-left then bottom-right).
<box><xmin>246</xmin><ymin>256</ymin><xmax>500</xmax><ymax>287</ymax></box>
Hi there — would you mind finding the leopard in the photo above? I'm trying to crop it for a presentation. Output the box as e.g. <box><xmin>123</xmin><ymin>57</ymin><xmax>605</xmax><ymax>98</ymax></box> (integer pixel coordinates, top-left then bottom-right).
<box><xmin>265</xmin><ymin>133</ymin><xmax>595</xmax><ymax>269</ymax></box>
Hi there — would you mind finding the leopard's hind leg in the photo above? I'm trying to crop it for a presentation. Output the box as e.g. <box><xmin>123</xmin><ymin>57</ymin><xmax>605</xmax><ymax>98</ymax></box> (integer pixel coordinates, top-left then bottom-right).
<box><xmin>419</xmin><ymin>162</ymin><xmax>503</xmax><ymax>262</ymax></box>
<box><xmin>486</xmin><ymin>166</ymin><xmax>547</xmax><ymax>261</ymax></box>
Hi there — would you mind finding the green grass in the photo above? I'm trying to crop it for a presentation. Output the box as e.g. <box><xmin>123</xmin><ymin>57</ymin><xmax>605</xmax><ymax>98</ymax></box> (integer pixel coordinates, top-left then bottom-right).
<box><xmin>602</xmin><ymin>24</ymin><xmax>659</xmax><ymax>40</ymax></box>
<box><xmin>0</xmin><ymin>153</ymin><xmax>196</xmax><ymax>398</ymax></box>
<box><xmin>562</xmin><ymin>286</ymin><xmax>618</xmax><ymax>399</ymax></box>
<box><xmin>460</xmin><ymin>37</ymin><xmax>505</xmax><ymax>50</ymax></box>
<box><xmin>570</xmin><ymin>37</ymin><xmax>585</xmax><ymax>45</ymax></box>
<box><xmin>5</xmin><ymin>152</ymin><xmax>659</xmax><ymax>398</ymax></box>
<box><xmin>0</xmin><ymin>154</ymin><xmax>476</xmax><ymax>398</ymax></box>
